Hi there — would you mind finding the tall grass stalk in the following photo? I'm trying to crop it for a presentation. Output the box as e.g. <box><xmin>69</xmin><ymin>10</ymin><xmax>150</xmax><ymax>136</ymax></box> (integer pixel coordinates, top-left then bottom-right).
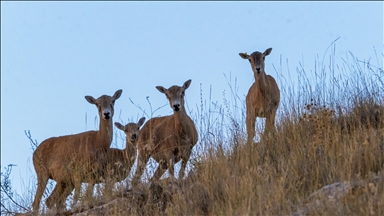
<box><xmin>1</xmin><ymin>48</ymin><xmax>383</xmax><ymax>215</ymax></box>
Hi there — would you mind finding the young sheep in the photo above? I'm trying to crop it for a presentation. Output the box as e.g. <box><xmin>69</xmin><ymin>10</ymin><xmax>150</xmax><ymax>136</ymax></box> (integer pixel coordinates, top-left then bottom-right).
<box><xmin>239</xmin><ymin>48</ymin><xmax>280</xmax><ymax>144</ymax></box>
<box><xmin>72</xmin><ymin>117</ymin><xmax>146</xmax><ymax>205</ymax></box>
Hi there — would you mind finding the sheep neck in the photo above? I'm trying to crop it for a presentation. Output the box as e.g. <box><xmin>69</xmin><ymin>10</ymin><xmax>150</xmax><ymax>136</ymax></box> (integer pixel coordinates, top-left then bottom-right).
<box><xmin>97</xmin><ymin>118</ymin><xmax>113</xmax><ymax>149</ymax></box>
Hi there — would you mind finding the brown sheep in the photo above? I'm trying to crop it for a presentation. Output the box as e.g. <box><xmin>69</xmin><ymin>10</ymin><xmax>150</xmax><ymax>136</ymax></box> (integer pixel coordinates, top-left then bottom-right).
<box><xmin>132</xmin><ymin>79</ymin><xmax>198</xmax><ymax>185</ymax></box>
<box><xmin>239</xmin><ymin>48</ymin><xmax>280</xmax><ymax>144</ymax></box>
<box><xmin>71</xmin><ymin>117</ymin><xmax>146</xmax><ymax>205</ymax></box>
<box><xmin>32</xmin><ymin>90</ymin><xmax>122</xmax><ymax>214</ymax></box>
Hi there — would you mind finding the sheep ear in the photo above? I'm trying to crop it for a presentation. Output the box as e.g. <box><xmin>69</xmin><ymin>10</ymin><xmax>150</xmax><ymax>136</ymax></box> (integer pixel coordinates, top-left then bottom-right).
<box><xmin>113</xmin><ymin>89</ymin><xmax>123</xmax><ymax>100</ymax></box>
<box><xmin>85</xmin><ymin>96</ymin><xmax>96</xmax><ymax>104</ymax></box>
<box><xmin>156</xmin><ymin>86</ymin><xmax>167</xmax><ymax>94</ymax></box>
<box><xmin>182</xmin><ymin>79</ymin><xmax>192</xmax><ymax>90</ymax></box>
<box><xmin>263</xmin><ymin>48</ymin><xmax>272</xmax><ymax>56</ymax></box>
<box><xmin>239</xmin><ymin>52</ymin><xmax>249</xmax><ymax>59</ymax></box>
<box><xmin>114</xmin><ymin>122</ymin><xmax>124</xmax><ymax>130</ymax></box>
<box><xmin>138</xmin><ymin>117</ymin><xmax>146</xmax><ymax>127</ymax></box>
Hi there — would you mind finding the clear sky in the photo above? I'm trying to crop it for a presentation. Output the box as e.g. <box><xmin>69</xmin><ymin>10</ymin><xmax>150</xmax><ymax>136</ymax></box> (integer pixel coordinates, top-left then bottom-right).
<box><xmin>1</xmin><ymin>1</ymin><xmax>383</xmax><ymax>200</ymax></box>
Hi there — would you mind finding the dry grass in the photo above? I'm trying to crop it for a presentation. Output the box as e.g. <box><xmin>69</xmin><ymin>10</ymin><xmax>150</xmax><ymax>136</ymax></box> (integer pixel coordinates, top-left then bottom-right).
<box><xmin>183</xmin><ymin>100</ymin><xmax>383</xmax><ymax>215</ymax></box>
<box><xmin>2</xmin><ymin>50</ymin><xmax>384</xmax><ymax>216</ymax></box>
<box><xmin>162</xmin><ymin>50</ymin><xmax>384</xmax><ymax>215</ymax></box>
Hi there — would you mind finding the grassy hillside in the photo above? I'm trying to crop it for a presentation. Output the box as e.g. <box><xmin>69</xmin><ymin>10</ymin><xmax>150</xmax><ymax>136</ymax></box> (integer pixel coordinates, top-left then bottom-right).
<box><xmin>172</xmin><ymin>50</ymin><xmax>384</xmax><ymax>215</ymax></box>
<box><xmin>1</xmin><ymin>50</ymin><xmax>383</xmax><ymax>215</ymax></box>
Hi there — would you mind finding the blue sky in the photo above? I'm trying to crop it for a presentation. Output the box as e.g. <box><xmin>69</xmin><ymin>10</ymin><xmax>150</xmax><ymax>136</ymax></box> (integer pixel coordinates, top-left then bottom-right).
<box><xmin>1</xmin><ymin>1</ymin><xmax>383</xmax><ymax>201</ymax></box>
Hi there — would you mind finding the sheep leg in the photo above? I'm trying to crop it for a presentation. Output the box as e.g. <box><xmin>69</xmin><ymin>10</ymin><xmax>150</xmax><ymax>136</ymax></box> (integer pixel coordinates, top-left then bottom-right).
<box><xmin>265</xmin><ymin>109</ymin><xmax>277</xmax><ymax>135</ymax></box>
<box><xmin>45</xmin><ymin>183</ymin><xmax>60</xmax><ymax>209</ymax></box>
<box><xmin>85</xmin><ymin>183</ymin><xmax>94</xmax><ymax>200</ymax></box>
<box><xmin>166</xmin><ymin>154</ymin><xmax>176</xmax><ymax>180</ymax></box>
<box><xmin>151</xmin><ymin>160</ymin><xmax>168</xmax><ymax>181</ymax></box>
<box><xmin>46</xmin><ymin>181</ymin><xmax>71</xmax><ymax>211</ymax></box>
<box><xmin>72</xmin><ymin>180</ymin><xmax>82</xmax><ymax>207</ymax></box>
<box><xmin>178</xmin><ymin>149</ymin><xmax>192</xmax><ymax>179</ymax></box>
<box><xmin>152</xmin><ymin>152</ymin><xmax>176</xmax><ymax>181</ymax></box>
<box><xmin>132</xmin><ymin>151</ymin><xmax>150</xmax><ymax>186</ymax></box>
<box><xmin>246</xmin><ymin>107</ymin><xmax>256</xmax><ymax>145</ymax></box>
<box><xmin>56</xmin><ymin>183</ymin><xmax>74</xmax><ymax>212</ymax></box>
<box><xmin>32</xmin><ymin>172</ymin><xmax>49</xmax><ymax>215</ymax></box>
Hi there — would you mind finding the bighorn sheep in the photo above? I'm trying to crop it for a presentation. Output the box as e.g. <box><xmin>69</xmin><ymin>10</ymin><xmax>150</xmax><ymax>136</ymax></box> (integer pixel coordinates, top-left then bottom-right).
<box><xmin>239</xmin><ymin>48</ymin><xmax>280</xmax><ymax>144</ymax></box>
<box><xmin>32</xmin><ymin>90</ymin><xmax>122</xmax><ymax>214</ymax></box>
<box><xmin>132</xmin><ymin>79</ymin><xmax>198</xmax><ymax>184</ymax></box>
<box><xmin>72</xmin><ymin>117</ymin><xmax>146</xmax><ymax>204</ymax></box>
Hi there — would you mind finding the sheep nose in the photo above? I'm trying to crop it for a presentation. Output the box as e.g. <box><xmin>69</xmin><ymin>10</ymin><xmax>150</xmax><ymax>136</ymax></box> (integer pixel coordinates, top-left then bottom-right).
<box><xmin>173</xmin><ymin>104</ymin><xmax>180</xmax><ymax>111</ymax></box>
<box><xmin>103</xmin><ymin>112</ymin><xmax>111</xmax><ymax>119</ymax></box>
<box><xmin>131</xmin><ymin>134</ymin><xmax>137</xmax><ymax>140</ymax></box>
